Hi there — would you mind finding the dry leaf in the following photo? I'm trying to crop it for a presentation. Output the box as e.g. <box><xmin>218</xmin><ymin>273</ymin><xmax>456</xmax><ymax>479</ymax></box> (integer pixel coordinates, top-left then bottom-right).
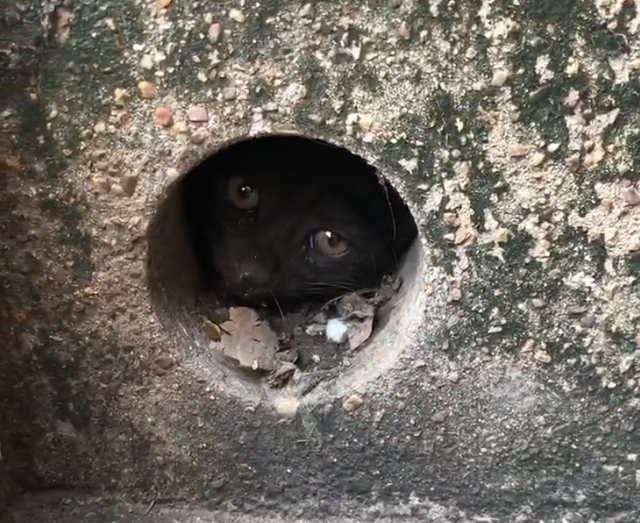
<box><xmin>335</xmin><ymin>293</ymin><xmax>376</xmax><ymax>319</ymax></box>
<box><xmin>333</xmin><ymin>292</ymin><xmax>377</xmax><ymax>350</ymax></box>
<box><xmin>267</xmin><ymin>361</ymin><xmax>297</xmax><ymax>388</ymax></box>
<box><xmin>202</xmin><ymin>317</ymin><xmax>223</xmax><ymax>342</ymax></box>
<box><xmin>347</xmin><ymin>315</ymin><xmax>374</xmax><ymax>350</ymax></box>
<box><xmin>214</xmin><ymin>307</ymin><xmax>278</xmax><ymax>371</ymax></box>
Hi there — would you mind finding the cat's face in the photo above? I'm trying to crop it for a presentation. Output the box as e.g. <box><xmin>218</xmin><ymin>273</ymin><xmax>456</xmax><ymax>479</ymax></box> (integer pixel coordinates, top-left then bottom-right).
<box><xmin>184</xmin><ymin>153</ymin><xmax>416</xmax><ymax>308</ymax></box>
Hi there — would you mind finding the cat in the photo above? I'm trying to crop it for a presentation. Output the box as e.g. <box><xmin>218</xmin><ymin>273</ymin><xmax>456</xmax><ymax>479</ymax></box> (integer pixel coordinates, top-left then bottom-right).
<box><xmin>181</xmin><ymin>135</ymin><xmax>417</xmax><ymax>309</ymax></box>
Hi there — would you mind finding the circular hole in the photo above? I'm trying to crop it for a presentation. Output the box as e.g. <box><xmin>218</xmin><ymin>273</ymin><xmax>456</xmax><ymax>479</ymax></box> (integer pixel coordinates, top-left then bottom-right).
<box><xmin>146</xmin><ymin>134</ymin><xmax>420</xmax><ymax>401</ymax></box>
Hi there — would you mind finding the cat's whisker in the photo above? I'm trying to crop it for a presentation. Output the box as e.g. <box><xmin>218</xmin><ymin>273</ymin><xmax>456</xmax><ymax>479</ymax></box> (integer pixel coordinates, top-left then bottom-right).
<box><xmin>269</xmin><ymin>290</ymin><xmax>285</xmax><ymax>322</ymax></box>
<box><xmin>303</xmin><ymin>281</ymin><xmax>357</xmax><ymax>293</ymax></box>
<box><xmin>380</xmin><ymin>178</ymin><xmax>398</xmax><ymax>241</ymax></box>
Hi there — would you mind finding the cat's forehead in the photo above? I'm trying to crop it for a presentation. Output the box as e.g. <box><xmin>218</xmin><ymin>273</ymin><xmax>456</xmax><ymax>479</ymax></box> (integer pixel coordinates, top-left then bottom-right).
<box><xmin>216</xmin><ymin>166</ymin><xmax>382</xmax><ymax>195</ymax></box>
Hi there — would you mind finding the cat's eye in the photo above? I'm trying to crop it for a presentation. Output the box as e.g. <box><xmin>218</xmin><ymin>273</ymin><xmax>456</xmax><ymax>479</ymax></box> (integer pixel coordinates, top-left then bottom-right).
<box><xmin>311</xmin><ymin>230</ymin><xmax>350</xmax><ymax>257</ymax></box>
<box><xmin>227</xmin><ymin>176</ymin><xmax>259</xmax><ymax>210</ymax></box>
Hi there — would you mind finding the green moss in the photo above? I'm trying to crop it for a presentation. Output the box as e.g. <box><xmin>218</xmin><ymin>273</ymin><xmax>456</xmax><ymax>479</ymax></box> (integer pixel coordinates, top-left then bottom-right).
<box><xmin>4</xmin><ymin>10</ymin><xmax>96</xmax><ymax>280</ymax></box>
<box><xmin>291</xmin><ymin>54</ymin><xmax>336</xmax><ymax>135</ymax></box>
<box><xmin>493</xmin><ymin>0</ymin><xmax>628</xmax><ymax>146</ymax></box>
<box><xmin>410</xmin><ymin>0</ymin><xmax>493</xmax><ymax>77</ymax></box>
<box><xmin>38</xmin><ymin>0</ymin><xmax>144</xmax><ymax>115</ymax></box>
<box><xmin>589</xmin><ymin>77</ymin><xmax>640</xmax><ymax>183</ymax></box>
<box><xmin>247</xmin><ymin>78</ymin><xmax>275</xmax><ymax>107</ymax></box>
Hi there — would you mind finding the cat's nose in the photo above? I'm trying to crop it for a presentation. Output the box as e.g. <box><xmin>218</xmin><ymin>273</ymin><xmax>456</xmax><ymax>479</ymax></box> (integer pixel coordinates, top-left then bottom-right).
<box><xmin>235</xmin><ymin>262</ymin><xmax>271</xmax><ymax>290</ymax></box>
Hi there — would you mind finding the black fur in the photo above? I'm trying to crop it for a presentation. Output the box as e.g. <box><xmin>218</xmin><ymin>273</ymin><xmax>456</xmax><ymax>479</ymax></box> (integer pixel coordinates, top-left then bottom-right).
<box><xmin>181</xmin><ymin>136</ymin><xmax>417</xmax><ymax>308</ymax></box>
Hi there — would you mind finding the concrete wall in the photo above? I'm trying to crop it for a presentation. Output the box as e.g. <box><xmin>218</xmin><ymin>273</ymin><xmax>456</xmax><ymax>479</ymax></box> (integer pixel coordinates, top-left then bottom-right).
<box><xmin>1</xmin><ymin>1</ymin><xmax>640</xmax><ymax>521</ymax></box>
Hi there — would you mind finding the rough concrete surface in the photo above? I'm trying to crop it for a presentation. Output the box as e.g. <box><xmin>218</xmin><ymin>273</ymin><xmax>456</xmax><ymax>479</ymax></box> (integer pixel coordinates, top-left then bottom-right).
<box><xmin>1</xmin><ymin>0</ymin><xmax>640</xmax><ymax>522</ymax></box>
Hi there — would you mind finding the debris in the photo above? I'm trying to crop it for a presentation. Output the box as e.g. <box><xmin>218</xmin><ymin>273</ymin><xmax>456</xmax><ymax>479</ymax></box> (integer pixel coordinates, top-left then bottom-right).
<box><xmin>327</xmin><ymin>292</ymin><xmax>377</xmax><ymax>350</ymax></box>
<box><xmin>202</xmin><ymin>317</ymin><xmax>225</xmax><ymax>342</ymax></box>
<box><xmin>345</xmin><ymin>315</ymin><xmax>374</xmax><ymax>350</ymax></box>
<box><xmin>154</xmin><ymin>106</ymin><xmax>173</xmax><ymax>127</ymax></box>
<box><xmin>207</xmin><ymin>23</ymin><xmax>222</xmax><ymax>44</ymax></box>
<box><xmin>229</xmin><ymin>8</ymin><xmax>245</xmax><ymax>23</ymax></box>
<box><xmin>138</xmin><ymin>81</ymin><xmax>156</xmax><ymax>99</ymax></box>
<box><xmin>187</xmin><ymin>106</ymin><xmax>209</xmax><ymax>122</ymax></box>
<box><xmin>446</xmin><ymin>371</ymin><xmax>460</xmax><ymax>383</ymax></box>
<box><xmin>321</xmin><ymin>277</ymin><xmax>399</xmax><ymax>351</ymax></box>
<box><xmin>120</xmin><ymin>174</ymin><xmax>139</xmax><ymax>197</ymax></box>
<box><xmin>154</xmin><ymin>354</ymin><xmax>174</xmax><ymax>372</ymax></box>
<box><xmin>326</xmin><ymin>318</ymin><xmax>348</xmax><ymax>343</ymax></box>
<box><xmin>210</xmin><ymin>307</ymin><xmax>278</xmax><ymax>372</ymax></box>
<box><xmin>621</xmin><ymin>184</ymin><xmax>640</xmax><ymax>206</ymax></box>
<box><xmin>47</xmin><ymin>6</ymin><xmax>73</xmax><ymax>44</ymax></box>
<box><xmin>273</xmin><ymin>397</ymin><xmax>299</xmax><ymax>417</ymax></box>
<box><xmin>533</xmin><ymin>349</ymin><xmax>551</xmax><ymax>363</ymax></box>
<box><xmin>267</xmin><ymin>361</ymin><xmax>297</xmax><ymax>388</ymax></box>
<box><xmin>342</xmin><ymin>394</ymin><xmax>364</xmax><ymax>412</ymax></box>
<box><xmin>491</xmin><ymin>69</ymin><xmax>510</xmax><ymax>87</ymax></box>
<box><xmin>508</xmin><ymin>144</ymin><xmax>529</xmax><ymax>158</ymax></box>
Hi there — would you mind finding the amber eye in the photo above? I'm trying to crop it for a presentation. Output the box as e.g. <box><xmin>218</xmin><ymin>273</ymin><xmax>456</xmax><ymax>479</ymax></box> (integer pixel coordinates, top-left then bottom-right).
<box><xmin>227</xmin><ymin>176</ymin><xmax>259</xmax><ymax>210</ymax></box>
<box><xmin>311</xmin><ymin>230</ymin><xmax>350</xmax><ymax>257</ymax></box>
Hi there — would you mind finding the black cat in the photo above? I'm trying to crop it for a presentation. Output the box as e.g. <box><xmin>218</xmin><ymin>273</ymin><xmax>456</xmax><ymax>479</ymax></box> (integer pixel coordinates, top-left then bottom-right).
<box><xmin>181</xmin><ymin>136</ymin><xmax>417</xmax><ymax>308</ymax></box>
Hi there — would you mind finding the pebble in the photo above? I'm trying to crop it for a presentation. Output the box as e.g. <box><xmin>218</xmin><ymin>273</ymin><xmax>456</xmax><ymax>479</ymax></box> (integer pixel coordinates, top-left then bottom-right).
<box><xmin>299</xmin><ymin>4</ymin><xmax>314</xmax><ymax>17</ymax></box>
<box><xmin>491</xmin><ymin>69</ymin><xmax>510</xmax><ymax>87</ymax></box>
<box><xmin>521</xmin><ymin>339</ymin><xmax>535</xmax><ymax>353</ymax></box>
<box><xmin>431</xmin><ymin>410</ymin><xmax>448</xmax><ymax>423</ymax></box>
<box><xmin>154</xmin><ymin>106</ymin><xmax>173</xmax><ymax>127</ymax></box>
<box><xmin>398</xmin><ymin>21</ymin><xmax>411</xmax><ymax>40</ymax></box>
<box><xmin>446</xmin><ymin>371</ymin><xmax>460</xmax><ymax>383</ymax></box>
<box><xmin>566</xmin><ymin>153</ymin><xmax>581</xmax><ymax>171</ymax></box>
<box><xmin>567</xmin><ymin>305</ymin><xmax>587</xmax><ymax>315</ymax></box>
<box><xmin>166</xmin><ymin>168</ymin><xmax>180</xmax><ymax>181</ymax></box>
<box><xmin>187</xmin><ymin>106</ymin><xmax>209</xmax><ymax>122</ymax></box>
<box><xmin>157</xmin><ymin>0</ymin><xmax>173</xmax><ymax>6</ymax></box>
<box><xmin>140</xmin><ymin>54</ymin><xmax>154</xmax><ymax>70</ymax></box>
<box><xmin>110</xmin><ymin>184</ymin><xmax>125</xmax><ymax>196</ymax></box>
<box><xmin>173</xmin><ymin>121</ymin><xmax>189</xmax><ymax>133</ymax></box>
<box><xmin>94</xmin><ymin>176</ymin><xmax>111</xmax><ymax>193</ymax></box>
<box><xmin>621</xmin><ymin>185</ymin><xmax>640</xmax><ymax>205</ymax></box>
<box><xmin>120</xmin><ymin>174</ymin><xmax>139</xmax><ymax>197</ymax></box>
<box><xmin>531</xmin><ymin>298</ymin><xmax>546</xmax><ymax>309</ymax></box>
<box><xmin>207</xmin><ymin>23</ymin><xmax>222</xmax><ymax>44</ymax></box>
<box><xmin>531</xmin><ymin>152</ymin><xmax>545</xmax><ymax>166</ymax></box>
<box><xmin>137</xmin><ymin>80</ymin><xmax>156</xmax><ymax>99</ymax></box>
<box><xmin>154</xmin><ymin>355</ymin><xmax>174</xmax><ymax>370</ymax></box>
<box><xmin>508</xmin><ymin>143</ymin><xmax>529</xmax><ymax>158</ymax></box>
<box><xmin>533</xmin><ymin>349</ymin><xmax>551</xmax><ymax>363</ymax></box>
<box><xmin>274</xmin><ymin>397</ymin><xmax>299</xmax><ymax>417</ymax></box>
<box><xmin>113</xmin><ymin>88</ymin><xmax>127</xmax><ymax>104</ymax></box>
<box><xmin>563</xmin><ymin>88</ymin><xmax>580</xmax><ymax>109</ymax></box>
<box><xmin>603</xmin><ymin>228</ymin><xmax>617</xmax><ymax>242</ymax></box>
<box><xmin>222</xmin><ymin>87</ymin><xmax>237</xmax><ymax>100</ymax></box>
<box><xmin>622</xmin><ymin>419</ymin><xmax>636</xmax><ymax>433</ymax></box>
<box><xmin>580</xmin><ymin>314</ymin><xmax>596</xmax><ymax>328</ymax></box>
<box><xmin>229</xmin><ymin>8</ymin><xmax>245</xmax><ymax>23</ymax></box>
<box><xmin>342</xmin><ymin>394</ymin><xmax>364</xmax><ymax>412</ymax></box>
<box><xmin>619</xmin><ymin>354</ymin><xmax>635</xmax><ymax>374</ymax></box>
<box><xmin>191</xmin><ymin>129</ymin><xmax>208</xmax><ymax>144</ymax></box>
